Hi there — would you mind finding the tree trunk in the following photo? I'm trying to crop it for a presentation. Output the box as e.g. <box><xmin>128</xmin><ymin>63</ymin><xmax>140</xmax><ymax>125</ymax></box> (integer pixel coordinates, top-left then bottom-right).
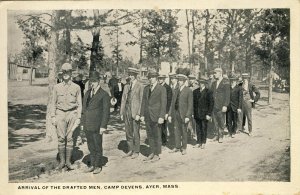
<box><xmin>29</xmin><ymin>66</ymin><xmax>33</xmax><ymax>85</ymax></box>
<box><xmin>185</xmin><ymin>10</ymin><xmax>191</xmax><ymax>64</ymax></box>
<box><xmin>45</xmin><ymin>10</ymin><xmax>59</xmax><ymax>142</ymax></box>
<box><xmin>65</xmin><ymin>11</ymin><xmax>72</xmax><ymax>62</ymax></box>
<box><xmin>139</xmin><ymin>17</ymin><xmax>144</xmax><ymax>64</ymax></box>
<box><xmin>191</xmin><ymin>10</ymin><xmax>196</xmax><ymax>67</ymax></box>
<box><xmin>90</xmin><ymin>10</ymin><xmax>101</xmax><ymax>72</ymax></box>
<box><xmin>204</xmin><ymin>10</ymin><xmax>210</xmax><ymax>71</ymax></box>
<box><xmin>268</xmin><ymin>47</ymin><xmax>274</xmax><ymax>104</ymax></box>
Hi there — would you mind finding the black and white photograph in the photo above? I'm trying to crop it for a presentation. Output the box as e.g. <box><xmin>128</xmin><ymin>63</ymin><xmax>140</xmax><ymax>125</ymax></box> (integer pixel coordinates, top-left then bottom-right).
<box><xmin>1</xmin><ymin>0</ymin><xmax>300</xmax><ymax>194</ymax></box>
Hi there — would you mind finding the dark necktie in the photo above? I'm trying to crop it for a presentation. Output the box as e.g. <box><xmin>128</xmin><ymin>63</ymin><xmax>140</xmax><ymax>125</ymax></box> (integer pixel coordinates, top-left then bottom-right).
<box><xmin>175</xmin><ymin>90</ymin><xmax>180</xmax><ymax>110</ymax></box>
<box><xmin>149</xmin><ymin>84</ymin><xmax>153</xmax><ymax>98</ymax></box>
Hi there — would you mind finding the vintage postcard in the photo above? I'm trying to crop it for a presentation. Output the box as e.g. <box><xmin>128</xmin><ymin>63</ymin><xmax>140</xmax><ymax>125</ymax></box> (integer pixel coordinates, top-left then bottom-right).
<box><xmin>0</xmin><ymin>0</ymin><xmax>300</xmax><ymax>195</ymax></box>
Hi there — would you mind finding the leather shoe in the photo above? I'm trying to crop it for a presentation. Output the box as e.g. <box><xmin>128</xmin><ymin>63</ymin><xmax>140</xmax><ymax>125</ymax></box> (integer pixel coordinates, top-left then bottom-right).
<box><xmin>150</xmin><ymin>155</ymin><xmax>160</xmax><ymax>162</ymax></box>
<box><xmin>143</xmin><ymin>153</ymin><xmax>154</xmax><ymax>161</ymax></box>
<box><xmin>84</xmin><ymin>166</ymin><xmax>95</xmax><ymax>173</ymax></box>
<box><xmin>193</xmin><ymin>144</ymin><xmax>201</xmax><ymax>148</ymax></box>
<box><xmin>93</xmin><ymin>167</ymin><xmax>102</xmax><ymax>174</ymax></box>
<box><xmin>169</xmin><ymin>148</ymin><xmax>180</xmax><ymax>153</ymax></box>
<box><xmin>218</xmin><ymin>137</ymin><xmax>223</xmax><ymax>143</ymax></box>
<box><xmin>201</xmin><ymin>144</ymin><xmax>205</xmax><ymax>149</ymax></box>
<box><xmin>181</xmin><ymin>149</ymin><xmax>187</xmax><ymax>155</ymax></box>
<box><xmin>131</xmin><ymin>153</ymin><xmax>139</xmax><ymax>159</ymax></box>
<box><xmin>123</xmin><ymin>151</ymin><xmax>133</xmax><ymax>158</ymax></box>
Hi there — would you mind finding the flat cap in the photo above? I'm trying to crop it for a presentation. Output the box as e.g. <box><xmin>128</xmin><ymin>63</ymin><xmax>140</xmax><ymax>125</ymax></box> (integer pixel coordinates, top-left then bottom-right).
<box><xmin>188</xmin><ymin>74</ymin><xmax>196</xmax><ymax>79</ymax></box>
<box><xmin>214</xmin><ymin>68</ymin><xmax>223</xmax><ymax>73</ymax></box>
<box><xmin>128</xmin><ymin>67</ymin><xmax>139</xmax><ymax>74</ymax></box>
<box><xmin>148</xmin><ymin>71</ymin><xmax>159</xmax><ymax>78</ymax></box>
<box><xmin>241</xmin><ymin>73</ymin><xmax>250</xmax><ymax>78</ymax></box>
<box><xmin>176</xmin><ymin>74</ymin><xmax>188</xmax><ymax>80</ymax></box>
<box><xmin>158</xmin><ymin>74</ymin><xmax>167</xmax><ymax>79</ymax></box>
<box><xmin>169</xmin><ymin>73</ymin><xmax>177</xmax><ymax>78</ymax></box>
<box><xmin>61</xmin><ymin>63</ymin><xmax>72</xmax><ymax>70</ymax></box>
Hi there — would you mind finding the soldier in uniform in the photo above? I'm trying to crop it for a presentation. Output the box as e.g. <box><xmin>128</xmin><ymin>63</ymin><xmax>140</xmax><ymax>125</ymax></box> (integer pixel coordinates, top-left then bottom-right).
<box><xmin>120</xmin><ymin>68</ymin><xmax>144</xmax><ymax>159</ymax></box>
<box><xmin>81</xmin><ymin>71</ymin><xmax>110</xmax><ymax>174</ymax></box>
<box><xmin>168</xmin><ymin>74</ymin><xmax>193</xmax><ymax>155</ymax></box>
<box><xmin>51</xmin><ymin>63</ymin><xmax>82</xmax><ymax>170</ymax></box>
<box><xmin>141</xmin><ymin>71</ymin><xmax>167</xmax><ymax>162</ymax></box>
<box><xmin>211</xmin><ymin>68</ymin><xmax>230</xmax><ymax>143</ymax></box>
<box><xmin>158</xmin><ymin>74</ymin><xmax>172</xmax><ymax>146</ymax></box>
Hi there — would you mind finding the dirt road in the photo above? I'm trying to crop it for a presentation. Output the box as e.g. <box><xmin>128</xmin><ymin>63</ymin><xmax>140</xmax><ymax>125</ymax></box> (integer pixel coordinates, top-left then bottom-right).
<box><xmin>8</xmin><ymin>82</ymin><xmax>290</xmax><ymax>182</ymax></box>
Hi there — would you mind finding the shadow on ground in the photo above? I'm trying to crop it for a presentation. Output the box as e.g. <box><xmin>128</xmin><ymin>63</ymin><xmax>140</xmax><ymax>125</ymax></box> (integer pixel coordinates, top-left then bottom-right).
<box><xmin>8</xmin><ymin>102</ymin><xmax>47</xmax><ymax>149</ymax></box>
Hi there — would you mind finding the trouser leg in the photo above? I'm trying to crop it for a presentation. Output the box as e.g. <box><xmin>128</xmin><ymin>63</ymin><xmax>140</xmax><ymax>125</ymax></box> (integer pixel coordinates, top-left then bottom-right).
<box><xmin>243</xmin><ymin>100</ymin><xmax>252</xmax><ymax>133</ymax></box>
<box><xmin>124</xmin><ymin>108</ymin><xmax>134</xmax><ymax>152</ymax></box>
<box><xmin>145</xmin><ymin>119</ymin><xmax>155</xmax><ymax>154</ymax></box>
<box><xmin>174</xmin><ymin>111</ymin><xmax>182</xmax><ymax>149</ymax></box>
<box><xmin>86</xmin><ymin>131</ymin><xmax>96</xmax><ymax>167</ymax></box>
<box><xmin>132</xmin><ymin>120</ymin><xmax>140</xmax><ymax>153</ymax></box>
<box><xmin>93</xmin><ymin>133</ymin><xmax>103</xmax><ymax>168</ymax></box>
<box><xmin>195</xmin><ymin>119</ymin><xmax>201</xmax><ymax>143</ymax></box>
<box><xmin>201</xmin><ymin>120</ymin><xmax>208</xmax><ymax>144</ymax></box>
<box><xmin>181</xmin><ymin>122</ymin><xmax>188</xmax><ymax>150</ymax></box>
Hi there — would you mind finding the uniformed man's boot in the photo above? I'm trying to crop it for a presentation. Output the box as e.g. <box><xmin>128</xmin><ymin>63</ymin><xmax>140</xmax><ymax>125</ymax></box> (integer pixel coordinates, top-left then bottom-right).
<box><xmin>65</xmin><ymin>148</ymin><xmax>76</xmax><ymax>170</ymax></box>
<box><xmin>56</xmin><ymin>147</ymin><xmax>66</xmax><ymax>170</ymax></box>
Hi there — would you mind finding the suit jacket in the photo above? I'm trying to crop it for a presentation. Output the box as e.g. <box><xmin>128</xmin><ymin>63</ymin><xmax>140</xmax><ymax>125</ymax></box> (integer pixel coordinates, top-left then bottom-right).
<box><xmin>211</xmin><ymin>78</ymin><xmax>231</xmax><ymax>111</ymax></box>
<box><xmin>248</xmin><ymin>82</ymin><xmax>260</xmax><ymax>108</ymax></box>
<box><xmin>120</xmin><ymin>80</ymin><xmax>144</xmax><ymax>118</ymax></box>
<box><xmin>141</xmin><ymin>84</ymin><xmax>167</xmax><ymax>122</ymax></box>
<box><xmin>193</xmin><ymin>87</ymin><xmax>214</xmax><ymax>120</ymax></box>
<box><xmin>230</xmin><ymin>85</ymin><xmax>243</xmax><ymax>112</ymax></box>
<box><xmin>108</xmin><ymin>77</ymin><xmax>119</xmax><ymax>97</ymax></box>
<box><xmin>163</xmin><ymin>83</ymin><xmax>173</xmax><ymax>113</ymax></box>
<box><xmin>81</xmin><ymin>88</ymin><xmax>110</xmax><ymax>132</ymax></box>
<box><xmin>169</xmin><ymin>83</ymin><xmax>179</xmax><ymax>117</ymax></box>
<box><xmin>169</xmin><ymin>86</ymin><xmax>193</xmax><ymax>121</ymax></box>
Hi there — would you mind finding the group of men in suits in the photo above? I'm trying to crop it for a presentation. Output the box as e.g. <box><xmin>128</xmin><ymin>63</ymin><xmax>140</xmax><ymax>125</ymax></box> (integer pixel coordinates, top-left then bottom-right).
<box><xmin>51</xmin><ymin>63</ymin><xmax>260</xmax><ymax>174</ymax></box>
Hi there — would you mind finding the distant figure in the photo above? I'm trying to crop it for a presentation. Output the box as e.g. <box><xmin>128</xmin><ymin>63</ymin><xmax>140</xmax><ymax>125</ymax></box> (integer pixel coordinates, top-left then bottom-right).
<box><xmin>109</xmin><ymin>74</ymin><xmax>122</xmax><ymax>111</ymax></box>
<box><xmin>120</xmin><ymin>68</ymin><xmax>144</xmax><ymax>159</ymax></box>
<box><xmin>73</xmin><ymin>74</ymin><xmax>85</xmax><ymax>99</ymax></box>
<box><xmin>51</xmin><ymin>63</ymin><xmax>82</xmax><ymax>171</ymax></box>
<box><xmin>241</xmin><ymin>73</ymin><xmax>260</xmax><ymax>137</ymax></box>
<box><xmin>81</xmin><ymin>71</ymin><xmax>110</xmax><ymax>174</ymax></box>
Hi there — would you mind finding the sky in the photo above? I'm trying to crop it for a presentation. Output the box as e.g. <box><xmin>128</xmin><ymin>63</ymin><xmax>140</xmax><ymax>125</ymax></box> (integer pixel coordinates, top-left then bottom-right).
<box><xmin>7</xmin><ymin>10</ymin><xmax>190</xmax><ymax>64</ymax></box>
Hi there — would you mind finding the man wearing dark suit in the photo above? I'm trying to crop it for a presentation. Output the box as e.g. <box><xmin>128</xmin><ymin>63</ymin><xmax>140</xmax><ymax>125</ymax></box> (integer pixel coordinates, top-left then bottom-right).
<box><xmin>227</xmin><ymin>75</ymin><xmax>243</xmax><ymax>137</ymax></box>
<box><xmin>241</xmin><ymin>73</ymin><xmax>260</xmax><ymax>136</ymax></box>
<box><xmin>211</xmin><ymin>68</ymin><xmax>230</xmax><ymax>143</ymax></box>
<box><xmin>141</xmin><ymin>71</ymin><xmax>167</xmax><ymax>162</ymax></box>
<box><xmin>193</xmin><ymin>78</ymin><xmax>214</xmax><ymax>149</ymax></box>
<box><xmin>158</xmin><ymin>74</ymin><xmax>172</xmax><ymax>146</ymax></box>
<box><xmin>120</xmin><ymin>68</ymin><xmax>144</xmax><ymax>159</ymax></box>
<box><xmin>114</xmin><ymin>76</ymin><xmax>124</xmax><ymax>111</ymax></box>
<box><xmin>81</xmin><ymin>71</ymin><xmax>110</xmax><ymax>174</ymax></box>
<box><xmin>168</xmin><ymin>74</ymin><xmax>193</xmax><ymax>155</ymax></box>
<box><xmin>108</xmin><ymin>73</ymin><xmax>119</xmax><ymax>112</ymax></box>
<box><xmin>167</xmin><ymin>73</ymin><xmax>179</xmax><ymax>148</ymax></box>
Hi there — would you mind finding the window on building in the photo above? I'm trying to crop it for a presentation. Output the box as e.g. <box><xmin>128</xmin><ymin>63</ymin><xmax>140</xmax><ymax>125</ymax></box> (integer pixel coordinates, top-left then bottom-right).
<box><xmin>23</xmin><ymin>69</ymin><xmax>28</xmax><ymax>74</ymax></box>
